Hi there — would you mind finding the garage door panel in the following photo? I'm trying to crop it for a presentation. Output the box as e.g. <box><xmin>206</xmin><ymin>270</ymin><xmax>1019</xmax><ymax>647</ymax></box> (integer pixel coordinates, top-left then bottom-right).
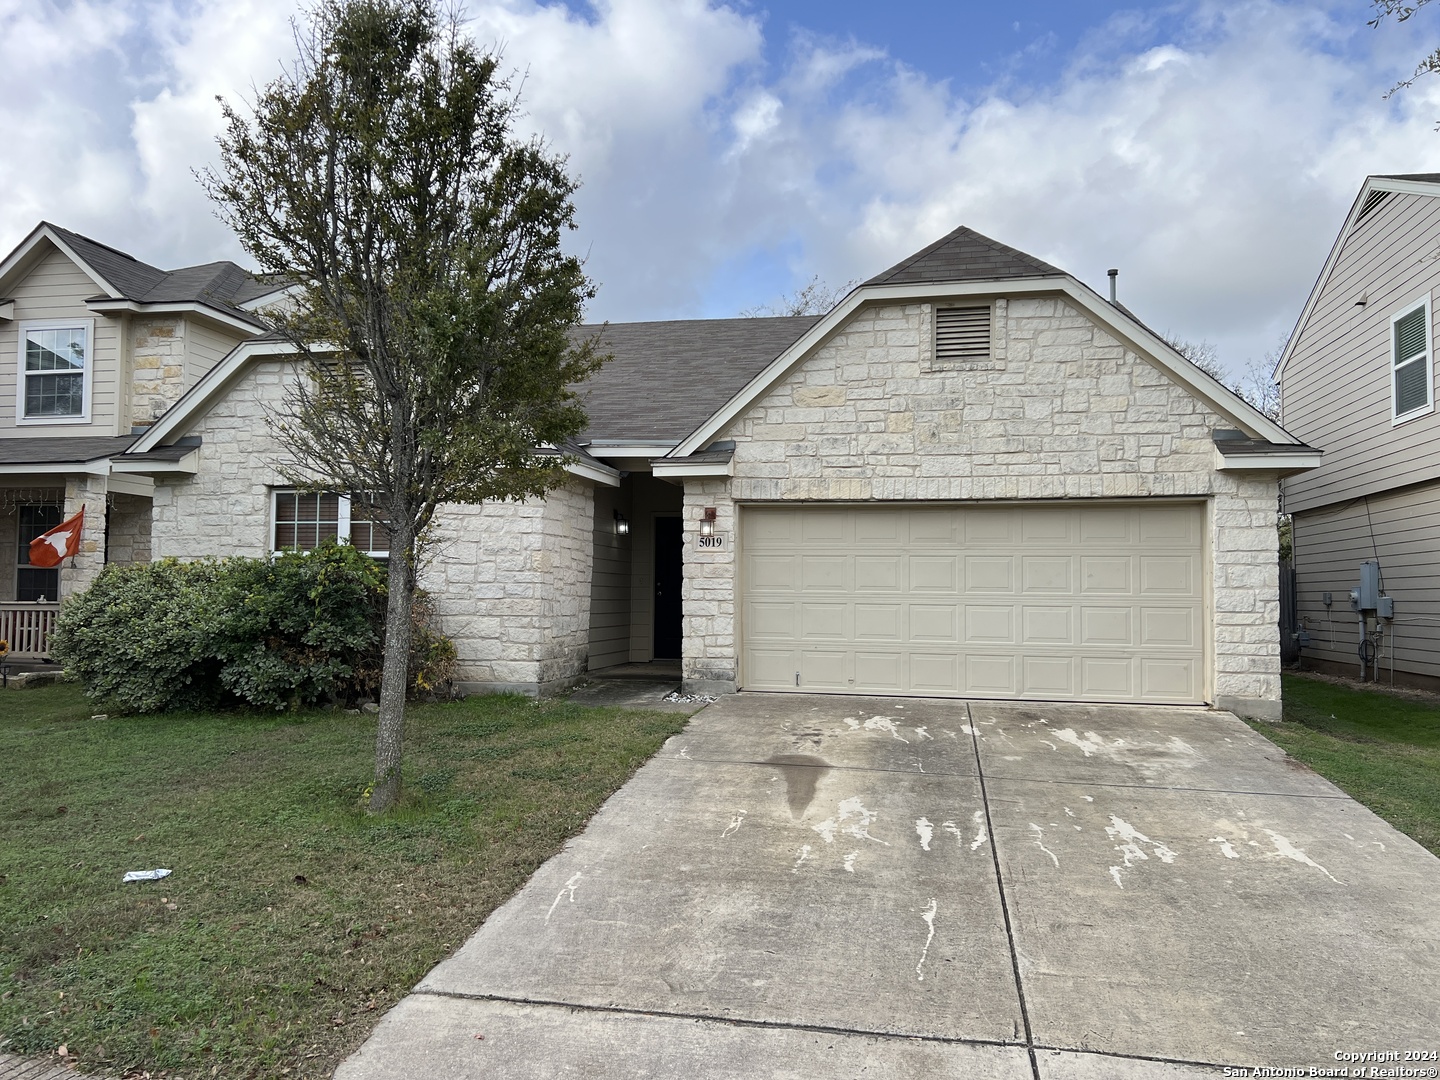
<box><xmin>800</xmin><ymin>650</ymin><xmax>848</xmax><ymax>689</ymax></box>
<box><xmin>964</xmin><ymin>605</ymin><xmax>1014</xmax><ymax>643</ymax></box>
<box><xmin>1080</xmin><ymin>656</ymin><xmax>1134</xmax><ymax>697</ymax></box>
<box><xmin>801</xmin><ymin>556</ymin><xmax>846</xmax><ymax>590</ymax></box>
<box><xmin>911</xmin><ymin>604</ymin><xmax>960</xmax><ymax>642</ymax></box>
<box><xmin>966</xmin><ymin>654</ymin><xmax>1017</xmax><ymax>694</ymax></box>
<box><xmin>1141</xmin><ymin>555</ymin><xmax>1195</xmax><ymax>594</ymax></box>
<box><xmin>1081</xmin><ymin>607</ymin><xmax>1133</xmax><ymax>646</ymax></box>
<box><xmin>1023</xmin><ymin>655</ymin><xmax>1075</xmax><ymax>696</ymax></box>
<box><xmin>911</xmin><ymin>652</ymin><xmax>959</xmax><ymax>693</ymax></box>
<box><xmin>1022</xmin><ymin>606</ymin><xmax>1072</xmax><ymax>645</ymax></box>
<box><xmin>1081</xmin><ymin>556</ymin><xmax>1131</xmax><ymax>593</ymax></box>
<box><xmin>966</xmin><ymin>556</ymin><xmax>1014</xmax><ymax>591</ymax></box>
<box><xmin>1022</xmin><ymin>556</ymin><xmax>1072</xmax><ymax>593</ymax></box>
<box><xmin>855</xmin><ymin>556</ymin><xmax>901</xmax><ymax>591</ymax></box>
<box><xmin>854</xmin><ymin>603</ymin><xmax>902</xmax><ymax>641</ymax></box>
<box><xmin>801</xmin><ymin>603</ymin><xmax>848</xmax><ymax>639</ymax></box>
<box><xmin>909</xmin><ymin>556</ymin><xmax>958</xmax><ymax>592</ymax></box>
<box><xmin>747</xmin><ymin>555</ymin><xmax>797</xmax><ymax>591</ymax></box>
<box><xmin>855</xmin><ymin>651</ymin><xmax>905</xmax><ymax>691</ymax></box>
<box><xmin>741</xmin><ymin>504</ymin><xmax>1205</xmax><ymax>705</ymax></box>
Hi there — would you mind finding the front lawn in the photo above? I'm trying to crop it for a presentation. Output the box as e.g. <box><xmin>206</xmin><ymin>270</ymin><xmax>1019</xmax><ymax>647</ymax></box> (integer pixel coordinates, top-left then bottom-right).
<box><xmin>0</xmin><ymin>683</ymin><xmax>689</xmax><ymax>1078</ymax></box>
<box><xmin>1253</xmin><ymin>674</ymin><xmax>1440</xmax><ymax>857</ymax></box>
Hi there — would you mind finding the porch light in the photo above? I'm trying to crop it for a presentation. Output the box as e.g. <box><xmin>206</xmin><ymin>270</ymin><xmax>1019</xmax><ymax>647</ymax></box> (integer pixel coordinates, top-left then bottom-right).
<box><xmin>700</xmin><ymin>507</ymin><xmax>717</xmax><ymax>537</ymax></box>
<box><xmin>613</xmin><ymin>510</ymin><xmax>629</xmax><ymax>536</ymax></box>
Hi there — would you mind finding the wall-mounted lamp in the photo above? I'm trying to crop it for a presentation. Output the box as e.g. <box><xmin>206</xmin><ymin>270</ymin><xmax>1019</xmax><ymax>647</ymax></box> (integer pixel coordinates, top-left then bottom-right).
<box><xmin>700</xmin><ymin>506</ymin><xmax>717</xmax><ymax>537</ymax></box>
<box><xmin>613</xmin><ymin>510</ymin><xmax>629</xmax><ymax>536</ymax></box>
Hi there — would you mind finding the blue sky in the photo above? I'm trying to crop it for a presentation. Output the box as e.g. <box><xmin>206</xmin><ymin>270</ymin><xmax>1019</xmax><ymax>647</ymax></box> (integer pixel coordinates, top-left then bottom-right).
<box><xmin>4</xmin><ymin>0</ymin><xmax>1440</xmax><ymax>384</ymax></box>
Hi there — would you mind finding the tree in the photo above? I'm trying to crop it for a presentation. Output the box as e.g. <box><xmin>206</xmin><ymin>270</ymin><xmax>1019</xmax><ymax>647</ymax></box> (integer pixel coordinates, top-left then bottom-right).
<box><xmin>1370</xmin><ymin>0</ymin><xmax>1440</xmax><ymax>95</ymax></box>
<box><xmin>740</xmin><ymin>275</ymin><xmax>855</xmax><ymax>317</ymax></box>
<box><xmin>205</xmin><ymin>0</ymin><xmax>601</xmax><ymax>811</ymax></box>
<box><xmin>1163</xmin><ymin>333</ymin><xmax>1281</xmax><ymax>421</ymax></box>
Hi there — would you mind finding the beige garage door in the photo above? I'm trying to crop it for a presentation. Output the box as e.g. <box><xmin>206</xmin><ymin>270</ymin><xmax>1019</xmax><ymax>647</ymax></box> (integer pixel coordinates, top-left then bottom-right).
<box><xmin>741</xmin><ymin>503</ymin><xmax>1206</xmax><ymax>704</ymax></box>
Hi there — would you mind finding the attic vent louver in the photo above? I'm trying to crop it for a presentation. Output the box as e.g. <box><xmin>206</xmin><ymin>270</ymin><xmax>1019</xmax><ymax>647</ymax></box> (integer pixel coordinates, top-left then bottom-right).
<box><xmin>1353</xmin><ymin>190</ymin><xmax>1392</xmax><ymax>229</ymax></box>
<box><xmin>935</xmin><ymin>305</ymin><xmax>991</xmax><ymax>362</ymax></box>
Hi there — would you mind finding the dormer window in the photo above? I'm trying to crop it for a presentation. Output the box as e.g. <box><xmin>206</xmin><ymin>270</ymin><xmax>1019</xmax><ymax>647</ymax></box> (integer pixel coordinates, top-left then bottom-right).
<box><xmin>18</xmin><ymin>319</ymin><xmax>92</xmax><ymax>423</ymax></box>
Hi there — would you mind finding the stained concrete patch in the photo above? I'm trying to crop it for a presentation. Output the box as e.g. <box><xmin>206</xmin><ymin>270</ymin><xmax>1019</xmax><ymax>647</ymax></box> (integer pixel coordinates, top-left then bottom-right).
<box><xmin>670</xmin><ymin>693</ymin><xmax>980</xmax><ymax>776</ymax></box>
<box><xmin>970</xmin><ymin>702</ymin><xmax>1343</xmax><ymax>797</ymax></box>
<box><xmin>334</xmin><ymin>995</ymin><xmax>1034</xmax><ymax>1080</ymax></box>
<box><xmin>421</xmin><ymin>749</ymin><xmax>1021</xmax><ymax>1041</ymax></box>
<box><xmin>986</xmin><ymin>777</ymin><xmax>1440</xmax><ymax>1066</ymax></box>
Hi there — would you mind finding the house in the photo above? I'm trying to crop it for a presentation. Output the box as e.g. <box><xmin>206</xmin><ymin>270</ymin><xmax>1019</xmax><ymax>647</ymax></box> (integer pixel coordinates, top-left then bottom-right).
<box><xmin>1278</xmin><ymin>173</ymin><xmax>1440</xmax><ymax>689</ymax></box>
<box><xmin>2</xmin><ymin>222</ymin><xmax>1315</xmax><ymax>717</ymax></box>
<box><xmin>0</xmin><ymin>223</ymin><xmax>289</xmax><ymax>657</ymax></box>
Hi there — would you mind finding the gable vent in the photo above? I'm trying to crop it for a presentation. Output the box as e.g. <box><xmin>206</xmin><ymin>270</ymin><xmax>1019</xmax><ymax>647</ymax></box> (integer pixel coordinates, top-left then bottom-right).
<box><xmin>935</xmin><ymin>305</ymin><xmax>991</xmax><ymax>362</ymax></box>
<box><xmin>1352</xmin><ymin>189</ymin><xmax>1392</xmax><ymax>229</ymax></box>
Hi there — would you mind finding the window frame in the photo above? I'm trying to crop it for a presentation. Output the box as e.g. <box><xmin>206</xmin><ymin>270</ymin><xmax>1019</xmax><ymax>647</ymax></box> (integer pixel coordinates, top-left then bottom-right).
<box><xmin>16</xmin><ymin>503</ymin><xmax>63</xmax><ymax>601</ymax></box>
<box><xmin>16</xmin><ymin>318</ymin><xmax>94</xmax><ymax>425</ymax></box>
<box><xmin>1390</xmin><ymin>294</ymin><xmax>1435</xmax><ymax>426</ymax></box>
<box><xmin>270</xmin><ymin>489</ymin><xmax>390</xmax><ymax>559</ymax></box>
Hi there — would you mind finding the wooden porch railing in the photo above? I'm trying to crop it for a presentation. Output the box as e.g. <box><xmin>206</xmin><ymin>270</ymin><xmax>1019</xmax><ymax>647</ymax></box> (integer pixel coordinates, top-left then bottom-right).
<box><xmin>0</xmin><ymin>602</ymin><xmax>60</xmax><ymax>660</ymax></box>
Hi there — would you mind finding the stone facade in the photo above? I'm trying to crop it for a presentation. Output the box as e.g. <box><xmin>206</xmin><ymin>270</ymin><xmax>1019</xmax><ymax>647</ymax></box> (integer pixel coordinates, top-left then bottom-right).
<box><xmin>150</xmin><ymin>359</ymin><xmax>597</xmax><ymax>695</ymax></box>
<box><xmin>130</xmin><ymin>318</ymin><xmax>188</xmax><ymax>429</ymax></box>
<box><xmin>679</xmin><ymin>298</ymin><xmax>1283</xmax><ymax>717</ymax></box>
<box><xmin>105</xmin><ymin>493</ymin><xmax>153</xmax><ymax>567</ymax></box>
<box><xmin>60</xmin><ymin>473</ymin><xmax>108</xmax><ymax>599</ymax></box>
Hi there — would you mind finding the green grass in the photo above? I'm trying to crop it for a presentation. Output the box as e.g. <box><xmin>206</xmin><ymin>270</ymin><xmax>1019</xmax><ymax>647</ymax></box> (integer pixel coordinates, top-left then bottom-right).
<box><xmin>0</xmin><ymin>682</ymin><xmax>688</xmax><ymax>1078</ymax></box>
<box><xmin>1250</xmin><ymin>674</ymin><xmax>1440</xmax><ymax>857</ymax></box>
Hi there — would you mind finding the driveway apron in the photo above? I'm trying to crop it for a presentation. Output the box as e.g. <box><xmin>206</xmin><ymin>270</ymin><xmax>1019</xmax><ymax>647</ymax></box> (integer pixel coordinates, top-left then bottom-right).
<box><xmin>336</xmin><ymin>695</ymin><xmax>1440</xmax><ymax>1079</ymax></box>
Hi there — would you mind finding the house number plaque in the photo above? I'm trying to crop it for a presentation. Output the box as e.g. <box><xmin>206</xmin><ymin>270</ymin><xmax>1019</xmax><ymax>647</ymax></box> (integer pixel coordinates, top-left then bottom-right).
<box><xmin>697</xmin><ymin>533</ymin><xmax>726</xmax><ymax>550</ymax></box>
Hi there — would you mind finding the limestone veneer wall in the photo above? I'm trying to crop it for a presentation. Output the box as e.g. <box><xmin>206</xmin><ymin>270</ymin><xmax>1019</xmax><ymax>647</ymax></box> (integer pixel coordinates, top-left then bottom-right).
<box><xmin>130</xmin><ymin>318</ymin><xmax>188</xmax><ymax>429</ymax></box>
<box><xmin>105</xmin><ymin>493</ymin><xmax>152</xmax><ymax>567</ymax></box>
<box><xmin>151</xmin><ymin>358</ymin><xmax>596</xmax><ymax>694</ymax></box>
<box><xmin>680</xmin><ymin>298</ymin><xmax>1283</xmax><ymax>717</ymax></box>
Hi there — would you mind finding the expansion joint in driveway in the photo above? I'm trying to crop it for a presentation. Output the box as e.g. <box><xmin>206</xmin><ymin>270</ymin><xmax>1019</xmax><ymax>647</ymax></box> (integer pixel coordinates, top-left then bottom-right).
<box><xmin>407</xmin><ymin>988</ymin><xmax>1031</xmax><ymax>1053</ymax></box>
<box><xmin>967</xmin><ymin>701</ymin><xmax>1042</xmax><ymax>1080</ymax></box>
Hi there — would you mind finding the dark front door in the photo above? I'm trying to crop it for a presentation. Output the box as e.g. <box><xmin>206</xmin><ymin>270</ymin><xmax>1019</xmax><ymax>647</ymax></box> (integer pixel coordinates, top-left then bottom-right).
<box><xmin>654</xmin><ymin>517</ymin><xmax>683</xmax><ymax>659</ymax></box>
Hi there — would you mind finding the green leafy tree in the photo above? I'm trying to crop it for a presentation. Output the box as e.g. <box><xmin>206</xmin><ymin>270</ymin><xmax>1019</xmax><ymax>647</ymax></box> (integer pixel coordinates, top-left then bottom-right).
<box><xmin>204</xmin><ymin>0</ymin><xmax>601</xmax><ymax>811</ymax></box>
<box><xmin>1371</xmin><ymin>0</ymin><xmax>1440</xmax><ymax>95</ymax></box>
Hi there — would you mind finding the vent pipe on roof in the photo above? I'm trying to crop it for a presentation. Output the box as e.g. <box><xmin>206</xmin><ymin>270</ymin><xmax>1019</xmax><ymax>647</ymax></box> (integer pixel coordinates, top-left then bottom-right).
<box><xmin>1107</xmin><ymin>268</ymin><xmax>1119</xmax><ymax>303</ymax></box>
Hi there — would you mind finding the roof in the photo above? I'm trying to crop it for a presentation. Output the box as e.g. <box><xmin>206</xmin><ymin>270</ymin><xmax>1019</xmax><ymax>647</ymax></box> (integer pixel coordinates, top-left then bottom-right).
<box><xmin>573</xmin><ymin>316</ymin><xmax>821</xmax><ymax>441</ymax></box>
<box><xmin>41</xmin><ymin>223</ymin><xmax>279</xmax><ymax>328</ymax></box>
<box><xmin>1374</xmin><ymin>173</ymin><xmax>1440</xmax><ymax>183</ymax></box>
<box><xmin>864</xmin><ymin>225</ymin><xmax>1065</xmax><ymax>287</ymax></box>
<box><xmin>0</xmin><ymin>435</ymin><xmax>137</xmax><ymax>466</ymax></box>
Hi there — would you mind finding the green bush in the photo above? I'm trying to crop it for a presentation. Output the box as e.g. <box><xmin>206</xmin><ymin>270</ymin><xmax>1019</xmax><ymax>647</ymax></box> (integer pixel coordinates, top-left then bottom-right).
<box><xmin>51</xmin><ymin>544</ymin><xmax>453</xmax><ymax>713</ymax></box>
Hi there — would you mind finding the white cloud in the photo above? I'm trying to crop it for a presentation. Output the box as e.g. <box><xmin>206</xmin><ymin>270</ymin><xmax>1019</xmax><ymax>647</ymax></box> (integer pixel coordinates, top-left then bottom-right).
<box><xmin>2</xmin><ymin>0</ymin><xmax>1439</xmax><ymax>382</ymax></box>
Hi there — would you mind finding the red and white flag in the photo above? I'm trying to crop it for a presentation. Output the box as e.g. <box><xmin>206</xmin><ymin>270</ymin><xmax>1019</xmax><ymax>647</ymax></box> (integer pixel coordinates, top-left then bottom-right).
<box><xmin>29</xmin><ymin>506</ymin><xmax>84</xmax><ymax>569</ymax></box>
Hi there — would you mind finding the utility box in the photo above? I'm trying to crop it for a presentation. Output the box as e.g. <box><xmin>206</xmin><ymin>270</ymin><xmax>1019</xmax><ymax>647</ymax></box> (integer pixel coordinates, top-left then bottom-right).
<box><xmin>1378</xmin><ymin>596</ymin><xmax>1395</xmax><ymax>620</ymax></box>
<box><xmin>1358</xmin><ymin>560</ymin><xmax>1382</xmax><ymax>612</ymax></box>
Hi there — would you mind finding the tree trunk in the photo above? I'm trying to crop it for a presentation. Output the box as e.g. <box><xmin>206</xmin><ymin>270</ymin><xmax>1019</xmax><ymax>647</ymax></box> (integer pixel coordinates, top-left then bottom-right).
<box><xmin>369</xmin><ymin>536</ymin><xmax>415</xmax><ymax>813</ymax></box>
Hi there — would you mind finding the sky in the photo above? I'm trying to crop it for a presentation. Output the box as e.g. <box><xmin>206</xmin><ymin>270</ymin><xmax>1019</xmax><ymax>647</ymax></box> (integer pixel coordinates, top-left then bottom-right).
<box><xmin>5</xmin><ymin>0</ymin><xmax>1440</xmax><ymax>385</ymax></box>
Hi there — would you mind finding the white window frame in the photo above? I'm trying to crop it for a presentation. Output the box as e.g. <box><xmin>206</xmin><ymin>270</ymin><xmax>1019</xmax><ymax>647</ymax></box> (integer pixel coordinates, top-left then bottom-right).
<box><xmin>1390</xmin><ymin>294</ymin><xmax>1434</xmax><ymax>426</ymax></box>
<box><xmin>270</xmin><ymin>489</ymin><xmax>389</xmax><ymax>558</ymax></box>
<box><xmin>16</xmin><ymin>318</ymin><xmax>94</xmax><ymax>425</ymax></box>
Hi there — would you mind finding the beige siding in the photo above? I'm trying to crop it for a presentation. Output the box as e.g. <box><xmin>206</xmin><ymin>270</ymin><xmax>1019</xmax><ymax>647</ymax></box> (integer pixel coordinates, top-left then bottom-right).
<box><xmin>626</xmin><ymin>475</ymin><xmax>683</xmax><ymax>662</ymax></box>
<box><xmin>1283</xmin><ymin>192</ymin><xmax>1440</xmax><ymax>513</ymax></box>
<box><xmin>588</xmin><ymin>482</ymin><xmax>632</xmax><ymax>669</ymax></box>
<box><xmin>1293</xmin><ymin>479</ymin><xmax>1440</xmax><ymax>679</ymax></box>
<box><xmin>185</xmin><ymin>320</ymin><xmax>246</xmax><ymax>388</ymax></box>
<box><xmin>0</xmin><ymin>246</ymin><xmax>122</xmax><ymax>436</ymax></box>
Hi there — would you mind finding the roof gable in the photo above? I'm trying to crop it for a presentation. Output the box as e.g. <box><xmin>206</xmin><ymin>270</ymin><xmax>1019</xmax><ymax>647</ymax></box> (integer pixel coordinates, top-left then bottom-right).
<box><xmin>864</xmin><ymin>225</ymin><xmax>1065</xmax><ymax>287</ymax></box>
<box><xmin>1277</xmin><ymin>174</ymin><xmax>1440</xmax><ymax>380</ymax></box>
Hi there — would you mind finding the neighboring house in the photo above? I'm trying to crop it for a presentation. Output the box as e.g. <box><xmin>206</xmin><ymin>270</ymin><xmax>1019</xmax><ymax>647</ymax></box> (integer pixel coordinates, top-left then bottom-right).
<box><xmin>0</xmin><ymin>223</ymin><xmax>288</xmax><ymax>657</ymax></box>
<box><xmin>1278</xmin><ymin>173</ymin><xmax>1440</xmax><ymax>689</ymax></box>
<box><xmin>2</xmin><ymin>221</ymin><xmax>1316</xmax><ymax>717</ymax></box>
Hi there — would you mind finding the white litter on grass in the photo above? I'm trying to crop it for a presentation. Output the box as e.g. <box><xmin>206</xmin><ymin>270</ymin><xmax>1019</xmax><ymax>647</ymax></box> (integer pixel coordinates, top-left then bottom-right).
<box><xmin>122</xmin><ymin>869</ymin><xmax>171</xmax><ymax>883</ymax></box>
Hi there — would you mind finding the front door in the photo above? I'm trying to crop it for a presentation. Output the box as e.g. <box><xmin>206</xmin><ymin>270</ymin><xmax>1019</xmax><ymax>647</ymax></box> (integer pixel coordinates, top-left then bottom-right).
<box><xmin>654</xmin><ymin>517</ymin><xmax>683</xmax><ymax>659</ymax></box>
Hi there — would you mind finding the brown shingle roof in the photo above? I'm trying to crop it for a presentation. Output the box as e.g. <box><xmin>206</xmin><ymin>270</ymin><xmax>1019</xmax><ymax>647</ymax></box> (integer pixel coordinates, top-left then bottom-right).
<box><xmin>865</xmin><ymin>225</ymin><xmax>1065</xmax><ymax>287</ymax></box>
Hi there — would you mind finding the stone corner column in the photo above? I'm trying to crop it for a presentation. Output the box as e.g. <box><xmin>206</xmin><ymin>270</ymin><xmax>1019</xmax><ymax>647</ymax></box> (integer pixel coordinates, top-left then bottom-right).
<box><xmin>60</xmin><ymin>473</ymin><xmax>109</xmax><ymax>600</ymax></box>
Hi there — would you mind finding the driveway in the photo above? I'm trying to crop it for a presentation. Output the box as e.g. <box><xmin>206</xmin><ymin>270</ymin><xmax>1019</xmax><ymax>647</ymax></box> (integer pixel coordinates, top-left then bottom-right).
<box><xmin>336</xmin><ymin>695</ymin><xmax>1440</xmax><ymax>1078</ymax></box>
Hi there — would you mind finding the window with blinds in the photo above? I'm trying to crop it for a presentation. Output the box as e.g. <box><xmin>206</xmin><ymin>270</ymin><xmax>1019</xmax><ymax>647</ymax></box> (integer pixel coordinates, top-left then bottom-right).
<box><xmin>1392</xmin><ymin>299</ymin><xmax>1433</xmax><ymax>422</ymax></box>
<box><xmin>934</xmin><ymin>305</ymin><xmax>991</xmax><ymax>363</ymax></box>
<box><xmin>272</xmin><ymin>490</ymin><xmax>390</xmax><ymax>557</ymax></box>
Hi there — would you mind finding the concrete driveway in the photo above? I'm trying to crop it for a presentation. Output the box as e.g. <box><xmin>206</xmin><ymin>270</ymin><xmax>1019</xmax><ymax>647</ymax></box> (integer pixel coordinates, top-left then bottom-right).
<box><xmin>336</xmin><ymin>695</ymin><xmax>1440</xmax><ymax>1079</ymax></box>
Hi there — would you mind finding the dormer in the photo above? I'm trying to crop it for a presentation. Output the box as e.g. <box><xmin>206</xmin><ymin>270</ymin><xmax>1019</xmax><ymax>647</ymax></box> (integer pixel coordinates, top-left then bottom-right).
<box><xmin>0</xmin><ymin>223</ymin><xmax>289</xmax><ymax>438</ymax></box>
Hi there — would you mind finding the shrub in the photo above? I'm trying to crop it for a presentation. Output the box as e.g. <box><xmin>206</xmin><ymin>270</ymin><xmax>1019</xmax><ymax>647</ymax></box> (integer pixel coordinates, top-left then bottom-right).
<box><xmin>51</xmin><ymin>544</ymin><xmax>454</xmax><ymax>713</ymax></box>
